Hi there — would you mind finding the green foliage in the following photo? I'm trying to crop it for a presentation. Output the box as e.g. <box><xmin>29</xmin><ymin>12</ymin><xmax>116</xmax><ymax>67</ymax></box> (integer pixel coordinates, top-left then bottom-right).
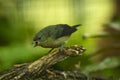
<box><xmin>0</xmin><ymin>44</ymin><xmax>48</xmax><ymax>71</ymax></box>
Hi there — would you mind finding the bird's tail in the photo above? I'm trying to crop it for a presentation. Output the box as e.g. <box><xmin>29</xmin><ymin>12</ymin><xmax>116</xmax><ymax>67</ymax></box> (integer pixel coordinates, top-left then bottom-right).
<box><xmin>72</xmin><ymin>24</ymin><xmax>82</xmax><ymax>28</ymax></box>
<box><xmin>70</xmin><ymin>24</ymin><xmax>81</xmax><ymax>33</ymax></box>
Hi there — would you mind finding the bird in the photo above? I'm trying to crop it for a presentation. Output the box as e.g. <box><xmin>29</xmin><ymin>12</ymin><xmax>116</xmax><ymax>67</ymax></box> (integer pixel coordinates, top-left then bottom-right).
<box><xmin>33</xmin><ymin>24</ymin><xmax>81</xmax><ymax>52</ymax></box>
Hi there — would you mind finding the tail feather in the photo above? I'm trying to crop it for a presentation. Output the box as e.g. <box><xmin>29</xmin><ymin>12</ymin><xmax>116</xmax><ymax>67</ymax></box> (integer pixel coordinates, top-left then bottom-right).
<box><xmin>70</xmin><ymin>24</ymin><xmax>81</xmax><ymax>33</ymax></box>
<box><xmin>72</xmin><ymin>24</ymin><xmax>82</xmax><ymax>28</ymax></box>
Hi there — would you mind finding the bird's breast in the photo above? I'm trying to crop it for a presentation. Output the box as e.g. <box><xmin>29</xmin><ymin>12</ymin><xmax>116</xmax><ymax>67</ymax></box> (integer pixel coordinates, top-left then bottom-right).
<box><xmin>40</xmin><ymin>36</ymin><xmax>69</xmax><ymax>48</ymax></box>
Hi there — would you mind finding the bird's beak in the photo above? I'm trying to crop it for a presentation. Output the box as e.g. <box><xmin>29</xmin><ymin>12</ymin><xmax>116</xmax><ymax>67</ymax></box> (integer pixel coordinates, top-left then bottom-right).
<box><xmin>34</xmin><ymin>43</ymin><xmax>37</xmax><ymax>47</ymax></box>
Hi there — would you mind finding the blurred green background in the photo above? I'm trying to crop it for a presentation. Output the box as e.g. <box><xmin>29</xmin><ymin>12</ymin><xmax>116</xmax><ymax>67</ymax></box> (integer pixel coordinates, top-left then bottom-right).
<box><xmin>0</xmin><ymin>0</ymin><xmax>120</xmax><ymax>79</ymax></box>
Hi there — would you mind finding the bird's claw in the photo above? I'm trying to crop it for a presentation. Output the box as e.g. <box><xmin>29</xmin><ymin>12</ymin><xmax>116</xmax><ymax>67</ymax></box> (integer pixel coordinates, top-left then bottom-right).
<box><xmin>59</xmin><ymin>48</ymin><xmax>65</xmax><ymax>53</ymax></box>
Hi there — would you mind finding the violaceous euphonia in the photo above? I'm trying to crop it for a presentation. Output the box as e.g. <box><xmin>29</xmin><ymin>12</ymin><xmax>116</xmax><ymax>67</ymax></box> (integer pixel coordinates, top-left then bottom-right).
<box><xmin>33</xmin><ymin>24</ymin><xmax>81</xmax><ymax>52</ymax></box>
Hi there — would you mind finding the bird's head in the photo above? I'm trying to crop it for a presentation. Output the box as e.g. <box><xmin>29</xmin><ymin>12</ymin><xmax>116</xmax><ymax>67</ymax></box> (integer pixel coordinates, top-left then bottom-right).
<box><xmin>32</xmin><ymin>33</ymin><xmax>47</xmax><ymax>47</ymax></box>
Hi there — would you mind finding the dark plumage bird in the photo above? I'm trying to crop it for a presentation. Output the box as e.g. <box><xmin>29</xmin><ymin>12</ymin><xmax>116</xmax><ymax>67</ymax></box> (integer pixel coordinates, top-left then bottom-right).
<box><xmin>33</xmin><ymin>24</ymin><xmax>81</xmax><ymax>51</ymax></box>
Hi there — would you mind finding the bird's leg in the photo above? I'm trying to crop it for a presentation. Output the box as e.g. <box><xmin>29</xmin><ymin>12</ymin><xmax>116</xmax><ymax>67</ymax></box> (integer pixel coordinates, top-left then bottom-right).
<box><xmin>48</xmin><ymin>48</ymin><xmax>55</xmax><ymax>53</ymax></box>
<box><xmin>59</xmin><ymin>43</ymin><xmax>65</xmax><ymax>53</ymax></box>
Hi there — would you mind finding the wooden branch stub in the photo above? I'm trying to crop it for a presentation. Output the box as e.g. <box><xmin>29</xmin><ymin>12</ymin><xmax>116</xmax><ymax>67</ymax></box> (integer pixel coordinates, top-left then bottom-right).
<box><xmin>0</xmin><ymin>45</ymin><xmax>85</xmax><ymax>80</ymax></box>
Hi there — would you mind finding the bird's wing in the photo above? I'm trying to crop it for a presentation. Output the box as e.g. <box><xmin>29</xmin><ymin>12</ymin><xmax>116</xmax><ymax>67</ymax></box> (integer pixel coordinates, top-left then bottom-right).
<box><xmin>53</xmin><ymin>24</ymin><xmax>73</xmax><ymax>39</ymax></box>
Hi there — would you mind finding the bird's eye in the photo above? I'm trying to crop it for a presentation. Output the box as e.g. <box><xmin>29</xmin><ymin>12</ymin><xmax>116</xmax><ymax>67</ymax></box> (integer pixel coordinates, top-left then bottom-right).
<box><xmin>33</xmin><ymin>41</ymin><xmax>39</xmax><ymax>47</ymax></box>
<box><xmin>35</xmin><ymin>41</ymin><xmax>38</xmax><ymax>44</ymax></box>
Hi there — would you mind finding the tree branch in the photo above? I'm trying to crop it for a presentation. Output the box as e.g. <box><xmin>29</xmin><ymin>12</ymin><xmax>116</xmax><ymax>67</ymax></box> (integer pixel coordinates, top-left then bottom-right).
<box><xmin>0</xmin><ymin>45</ymin><xmax>85</xmax><ymax>80</ymax></box>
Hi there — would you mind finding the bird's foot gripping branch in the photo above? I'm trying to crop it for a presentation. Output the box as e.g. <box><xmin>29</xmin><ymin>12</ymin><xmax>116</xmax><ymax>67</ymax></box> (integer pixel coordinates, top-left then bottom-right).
<box><xmin>0</xmin><ymin>45</ymin><xmax>85</xmax><ymax>80</ymax></box>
